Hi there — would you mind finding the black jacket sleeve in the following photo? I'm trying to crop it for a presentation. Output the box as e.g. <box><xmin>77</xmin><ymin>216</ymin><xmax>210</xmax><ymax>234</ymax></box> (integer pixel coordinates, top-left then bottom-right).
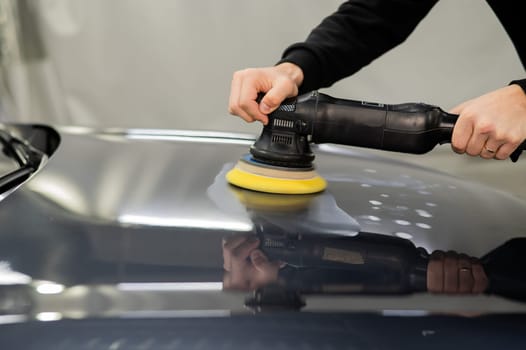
<box><xmin>510</xmin><ymin>79</ymin><xmax>526</xmax><ymax>94</ymax></box>
<box><xmin>278</xmin><ymin>0</ymin><xmax>440</xmax><ymax>93</ymax></box>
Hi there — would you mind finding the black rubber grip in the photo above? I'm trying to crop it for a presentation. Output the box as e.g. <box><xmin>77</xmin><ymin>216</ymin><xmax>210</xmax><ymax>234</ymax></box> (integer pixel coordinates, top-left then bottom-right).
<box><xmin>304</xmin><ymin>93</ymin><xmax>526</xmax><ymax>161</ymax></box>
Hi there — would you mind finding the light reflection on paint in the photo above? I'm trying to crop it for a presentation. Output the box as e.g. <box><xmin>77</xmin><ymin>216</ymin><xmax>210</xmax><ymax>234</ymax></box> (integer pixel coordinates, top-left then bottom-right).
<box><xmin>395</xmin><ymin>220</ymin><xmax>411</xmax><ymax>226</ymax></box>
<box><xmin>395</xmin><ymin>232</ymin><xmax>413</xmax><ymax>239</ymax></box>
<box><xmin>426</xmin><ymin>202</ymin><xmax>437</xmax><ymax>207</ymax></box>
<box><xmin>118</xmin><ymin>215</ymin><xmax>253</xmax><ymax>231</ymax></box>
<box><xmin>369</xmin><ymin>200</ymin><xmax>382</xmax><ymax>206</ymax></box>
<box><xmin>35</xmin><ymin>282</ymin><xmax>65</xmax><ymax>295</ymax></box>
<box><xmin>361</xmin><ymin>184</ymin><xmax>372</xmax><ymax>188</ymax></box>
<box><xmin>117</xmin><ymin>282</ymin><xmax>223</xmax><ymax>291</ymax></box>
<box><xmin>380</xmin><ymin>194</ymin><xmax>390</xmax><ymax>198</ymax></box>
<box><xmin>416</xmin><ymin>223</ymin><xmax>432</xmax><ymax>229</ymax></box>
<box><xmin>415</xmin><ymin>209</ymin><xmax>433</xmax><ymax>218</ymax></box>
<box><xmin>36</xmin><ymin>312</ymin><xmax>63</xmax><ymax>322</ymax></box>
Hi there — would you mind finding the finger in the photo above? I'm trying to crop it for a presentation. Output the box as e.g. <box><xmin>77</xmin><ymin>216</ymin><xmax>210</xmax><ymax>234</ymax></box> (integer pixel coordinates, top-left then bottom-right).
<box><xmin>238</xmin><ymin>79</ymin><xmax>269</xmax><ymax>125</ymax></box>
<box><xmin>471</xmin><ymin>259</ymin><xmax>489</xmax><ymax>294</ymax></box>
<box><xmin>228</xmin><ymin>72</ymin><xmax>242</xmax><ymax>115</ymax></box>
<box><xmin>250</xmin><ymin>249</ymin><xmax>269</xmax><ymax>270</ymax></box>
<box><xmin>495</xmin><ymin>141</ymin><xmax>521</xmax><ymax>160</ymax></box>
<box><xmin>223</xmin><ymin>234</ymin><xmax>252</xmax><ymax>270</ymax></box>
<box><xmin>451</xmin><ymin>114</ymin><xmax>473</xmax><ymax>154</ymax></box>
<box><xmin>457</xmin><ymin>254</ymin><xmax>474</xmax><ymax>294</ymax></box>
<box><xmin>223</xmin><ymin>271</ymin><xmax>232</xmax><ymax>289</ymax></box>
<box><xmin>223</xmin><ymin>233</ymin><xmax>250</xmax><ymax>251</ymax></box>
<box><xmin>250</xmin><ymin>249</ymin><xmax>280</xmax><ymax>287</ymax></box>
<box><xmin>229</xmin><ymin>69</ymin><xmax>270</xmax><ymax>124</ymax></box>
<box><xmin>443</xmin><ymin>251</ymin><xmax>459</xmax><ymax>293</ymax></box>
<box><xmin>481</xmin><ymin>140</ymin><xmax>503</xmax><ymax>159</ymax></box>
<box><xmin>228</xmin><ymin>72</ymin><xmax>259</xmax><ymax>123</ymax></box>
<box><xmin>259</xmin><ymin>78</ymin><xmax>298</xmax><ymax>115</ymax></box>
<box><xmin>231</xmin><ymin>236</ymin><xmax>260</xmax><ymax>261</ymax></box>
<box><xmin>465</xmin><ymin>132</ymin><xmax>488</xmax><ymax>157</ymax></box>
<box><xmin>427</xmin><ymin>250</ymin><xmax>445</xmax><ymax>293</ymax></box>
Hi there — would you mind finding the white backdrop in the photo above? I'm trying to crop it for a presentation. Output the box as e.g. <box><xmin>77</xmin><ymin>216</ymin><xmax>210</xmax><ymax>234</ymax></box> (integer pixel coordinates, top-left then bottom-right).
<box><xmin>0</xmin><ymin>0</ymin><xmax>524</xmax><ymax>134</ymax></box>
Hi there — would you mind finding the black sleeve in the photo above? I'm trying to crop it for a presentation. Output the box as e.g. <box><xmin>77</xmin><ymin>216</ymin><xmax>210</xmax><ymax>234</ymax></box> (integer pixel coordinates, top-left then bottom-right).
<box><xmin>481</xmin><ymin>238</ymin><xmax>526</xmax><ymax>302</ymax></box>
<box><xmin>510</xmin><ymin>79</ymin><xmax>526</xmax><ymax>94</ymax></box>
<box><xmin>278</xmin><ymin>0</ymin><xmax>440</xmax><ymax>93</ymax></box>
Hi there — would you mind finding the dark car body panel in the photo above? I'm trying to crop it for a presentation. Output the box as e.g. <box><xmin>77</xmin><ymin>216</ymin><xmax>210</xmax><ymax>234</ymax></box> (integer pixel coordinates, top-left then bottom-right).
<box><xmin>1</xmin><ymin>125</ymin><xmax>525</xmax><ymax>348</ymax></box>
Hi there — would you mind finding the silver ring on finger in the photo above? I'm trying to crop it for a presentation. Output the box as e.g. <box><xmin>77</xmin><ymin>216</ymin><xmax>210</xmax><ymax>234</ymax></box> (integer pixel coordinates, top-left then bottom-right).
<box><xmin>484</xmin><ymin>146</ymin><xmax>495</xmax><ymax>153</ymax></box>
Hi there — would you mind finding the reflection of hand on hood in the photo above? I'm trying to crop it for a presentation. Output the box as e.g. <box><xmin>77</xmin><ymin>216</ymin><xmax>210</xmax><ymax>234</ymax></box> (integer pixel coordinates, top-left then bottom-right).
<box><xmin>222</xmin><ymin>233</ymin><xmax>282</xmax><ymax>291</ymax></box>
<box><xmin>427</xmin><ymin>250</ymin><xmax>488</xmax><ymax>294</ymax></box>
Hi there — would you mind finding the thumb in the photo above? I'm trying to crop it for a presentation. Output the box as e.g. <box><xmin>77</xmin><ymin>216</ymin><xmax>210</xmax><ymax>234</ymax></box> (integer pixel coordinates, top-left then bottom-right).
<box><xmin>250</xmin><ymin>249</ymin><xmax>283</xmax><ymax>277</ymax></box>
<box><xmin>250</xmin><ymin>249</ymin><xmax>270</xmax><ymax>270</ymax></box>
<box><xmin>259</xmin><ymin>80</ymin><xmax>298</xmax><ymax>115</ymax></box>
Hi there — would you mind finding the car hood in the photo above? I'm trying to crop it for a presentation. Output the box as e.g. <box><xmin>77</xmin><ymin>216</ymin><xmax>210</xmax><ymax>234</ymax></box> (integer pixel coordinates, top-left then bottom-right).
<box><xmin>1</xmin><ymin>125</ymin><xmax>525</xmax><ymax>322</ymax></box>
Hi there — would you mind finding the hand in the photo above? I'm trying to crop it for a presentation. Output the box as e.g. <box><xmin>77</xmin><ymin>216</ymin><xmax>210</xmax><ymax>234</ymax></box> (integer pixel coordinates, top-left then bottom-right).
<box><xmin>222</xmin><ymin>234</ymin><xmax>282</xmax><ymax>291</ymax></box>
<box><xmin>450</xmin><ymin>84</ymin><xmax>526</xmax><ymax>160</ymax></box>
<box><xmin>228</xmin><ymin>63</ymin><xmax>304</xmax><ymax>125</ymax></box>
<box><xmin>427</xmin><ymin>250</ymin><xmax>488</xmax><ymax>294</ymax></box>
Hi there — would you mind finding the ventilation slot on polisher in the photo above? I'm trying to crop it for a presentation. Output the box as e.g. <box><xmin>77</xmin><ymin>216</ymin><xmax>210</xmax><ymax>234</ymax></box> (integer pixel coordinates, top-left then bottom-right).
<box><xmin>273</xmin><ymin>119</ymin><xmax>294</xmax><ymax>129</ymax></box>
<box><xmin>272</xmin><ymin>134</ymin><xmax>293</xmax><ymax>145</ymax></box>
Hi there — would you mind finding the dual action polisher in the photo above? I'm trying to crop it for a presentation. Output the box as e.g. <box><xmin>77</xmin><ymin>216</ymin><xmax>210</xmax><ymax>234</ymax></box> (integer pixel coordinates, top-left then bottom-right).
<box><xmin>226</xmin><ymin>91</ymin><xmax>525</xmax><ymax>194</ymax></box>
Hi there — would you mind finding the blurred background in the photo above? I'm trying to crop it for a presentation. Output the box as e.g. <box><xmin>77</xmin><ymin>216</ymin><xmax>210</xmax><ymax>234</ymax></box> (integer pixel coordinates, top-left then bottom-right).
<box><xmin>0</xmin><ymin>0</ymin><xmax>524</xmax><ymax>197</ymax></box>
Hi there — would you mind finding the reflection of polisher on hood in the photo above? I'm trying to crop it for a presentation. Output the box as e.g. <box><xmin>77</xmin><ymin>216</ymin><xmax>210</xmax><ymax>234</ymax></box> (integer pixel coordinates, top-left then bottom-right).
<box><xmin>256</xmin><ymin>223</ymin><xmax>429</xmax><ymax>295</ymax></box>
<box><xmin>258</xmin><ymin>232</ymin><xmax>526</xmax><ymax>303</ymax></box>
<box><xmin>212</xmin><ymin>167</ymin><xmax>526</xmax><ymax>304</ymax></box>
<box><xmin>212</xmin><ymin>178</ymin><xmax>428</xmax><ymax>294</ymax></box>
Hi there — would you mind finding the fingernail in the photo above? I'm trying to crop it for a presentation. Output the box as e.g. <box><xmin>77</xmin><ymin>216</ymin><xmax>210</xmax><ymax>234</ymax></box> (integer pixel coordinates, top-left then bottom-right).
<box><xmin>260</xmin><ymin>102</ymin><xmax>271</xmax><ymax>114</ymax></box>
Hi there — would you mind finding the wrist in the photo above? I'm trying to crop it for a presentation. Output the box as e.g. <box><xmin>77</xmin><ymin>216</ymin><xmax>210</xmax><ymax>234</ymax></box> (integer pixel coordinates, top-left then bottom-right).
<box><xmin>275</xmin><ymin>62</ymin><xmax>304</xmax><ymax>88</ymax></box>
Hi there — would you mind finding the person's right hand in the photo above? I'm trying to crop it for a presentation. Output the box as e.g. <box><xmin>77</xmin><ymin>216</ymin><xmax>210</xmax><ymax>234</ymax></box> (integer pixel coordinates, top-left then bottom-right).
<box><xmin>427</xmin><ymin>250</ymin><xmax>488</xmax><ymax>294</ymax></box>
<box><xmin>228</xmin><ymin>63</ymin><xmax>304</xmax><ymax>125</ymax></box>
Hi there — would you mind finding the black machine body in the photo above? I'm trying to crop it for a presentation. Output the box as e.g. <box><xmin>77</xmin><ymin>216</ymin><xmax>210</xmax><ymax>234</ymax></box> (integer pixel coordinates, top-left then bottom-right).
<box><xmin>250</xmin><ymin>91</ymin><xmax>525</xmax><ymax>167</ymax></box>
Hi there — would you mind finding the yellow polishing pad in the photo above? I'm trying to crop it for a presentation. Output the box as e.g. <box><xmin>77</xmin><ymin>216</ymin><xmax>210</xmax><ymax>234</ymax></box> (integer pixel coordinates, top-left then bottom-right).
<box><xmin>226</xmin><ymin>158</ymin><xmax>327</xmax><ymax>194</ymax></box>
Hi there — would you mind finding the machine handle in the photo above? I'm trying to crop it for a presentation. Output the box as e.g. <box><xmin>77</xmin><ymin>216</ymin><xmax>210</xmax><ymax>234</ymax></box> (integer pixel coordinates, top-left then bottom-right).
<box><xmin>303</xmin><ymin>92</ymin><xmax>525</xmax><ymax>161</ymax></box>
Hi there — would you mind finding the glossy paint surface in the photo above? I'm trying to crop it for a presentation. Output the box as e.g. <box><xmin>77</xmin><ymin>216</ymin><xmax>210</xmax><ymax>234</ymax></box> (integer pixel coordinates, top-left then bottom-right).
<box><xmin>0</xmin><ymin>127</ymin><xmax>525</xmax><ymax>348</ymax></box>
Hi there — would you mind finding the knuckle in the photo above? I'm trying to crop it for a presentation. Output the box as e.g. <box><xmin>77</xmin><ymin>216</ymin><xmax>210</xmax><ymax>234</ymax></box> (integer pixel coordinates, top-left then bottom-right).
<box><xmin>475</xmin><ymin>121</ymin><xmax>494</xmax><ymax>134</ymax></box>
<box><xmin>239</xmin><ymin>99</ymin><xmax>252</xmax><ymax>110</ymax></box>
<box><xmin>466</xmin><ymin>149</ymin><xmax>478</xmax><ymax>156</ymax></box>
<box><xmin>508</xmin><ymin>135</ymin><xmax>523</xmax><ymax>146</ymax></box>
<box><xmin>459</xmin><ymin>110</ymin><xmax>475</xmax><ymax>122</ymax></box>
<box><xmin>232</xmin><ymin>70</ymin><xmax>244</xmax><ymax>79</ymax></box>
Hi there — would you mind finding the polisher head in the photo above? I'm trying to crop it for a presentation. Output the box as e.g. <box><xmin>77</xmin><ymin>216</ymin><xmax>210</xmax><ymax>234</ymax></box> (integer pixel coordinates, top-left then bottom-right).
<box><xmin>226</xmin><ymin>154</ymin><xmax>327</xmax><ymax>194</ymax></box>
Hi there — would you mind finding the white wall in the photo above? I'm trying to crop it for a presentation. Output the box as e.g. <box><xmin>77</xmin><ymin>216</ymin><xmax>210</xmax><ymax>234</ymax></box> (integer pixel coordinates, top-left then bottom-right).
<box><xmin>1</xmin><ymin>0</ymin><xmax>524</xmax><ymax>134</ymax></box>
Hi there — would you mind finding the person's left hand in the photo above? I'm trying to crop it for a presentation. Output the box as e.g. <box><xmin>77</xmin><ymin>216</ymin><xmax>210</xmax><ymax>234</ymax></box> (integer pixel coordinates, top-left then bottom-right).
<box><xmin>222</xmin><ymin>234</ymin><xmax>283</xmax><ymax>291</ymax></box>
<box><xmin>450</xmin><ymin>84</ymin><xmax>526</xmax><ymax>160</ymax></box>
